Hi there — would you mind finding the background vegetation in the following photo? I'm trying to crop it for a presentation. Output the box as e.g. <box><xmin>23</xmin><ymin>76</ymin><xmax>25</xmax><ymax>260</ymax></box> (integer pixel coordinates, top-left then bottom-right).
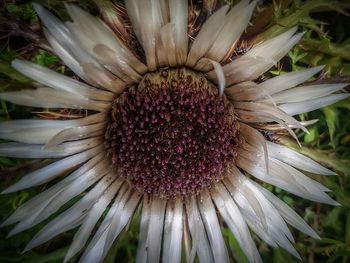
<box><xmin>0</xmin><ymin>0</ymin><xmax>349</xmax><ymax>262</ymax></box>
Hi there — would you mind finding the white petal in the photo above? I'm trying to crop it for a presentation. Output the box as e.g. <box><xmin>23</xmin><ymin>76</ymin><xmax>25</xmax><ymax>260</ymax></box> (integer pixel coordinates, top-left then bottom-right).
<box><xmin>78</xmin><ymin>184</ymin><xmax>129</xmax><ymax>263</ymax></box>
<box><xmin>186</xmin><ymin>5</ymin><xmax>229</xmax><ymax>67</ymax></box>
<box><xmin>0</xmin><ymin>113</ymin><xmax>105</xmax><ymax>144</ymax></box>
<box><xmin>0</xmin><ymin>88</ymin><xmax>109</xmax><ymax>111</ymax></box>
<box><xmin>23</xmin><ymin>174</ymin><xmax>119</xmax><ymax>251</ymax></box>
<box><xmin>267</xmin><ymin>141</ymin><xmax>336</xmax><ymax>175</ymax></box>
<box><xmin>225</xmin><ymin>81</ymin><xmax>263</xmax><ymax>102</ymax></box>
<box><xmin>1</xmin><ymin>153</ymin><xmax>105</xmax><ymax>227</ymax></box>
<box><xmin>256</xmin><ymin>183</ymin><xmax>320</xmax><ymax>239</ymax></box>
<box><xmin>244</xmin><ymin>27</ymin><xmax>299</xmax><ymax>60</ymax></box>
<box><xmin>44</xmin><ymin>122</ymin><xmax>105</xmax><ymax>149</ymax></box>
<box><xmin>63</xmin><ymin>178</ymin><xmax>121</xmax><ymax>262</ymax></box>
<box><xmin>216</xmin><ymin>27</ymin><xmax>303</xmax><ymax>85</ymax></box>
<box><xmin>125</xmin><ymin>0</ymin><xmax>164</xmax><ymax>70</ymax></box>
<box><xmin>185</xmin><ymin>196</ymin><xmax>214</xmax><ymax>263</ymax></box>
<box><xmin>0</xmin><ymin>127</ymin><xmax>62</xmax><ymax>144</ymax></box>
<box><xmin>240</xmin><ymin>123</ymin><xmax>269</xmax><ymax>172</ymax></box>
<box><xmin>224</xmin><ymin>173</ymin><xmax>300</xmax><ymax>258</ymax></box>
<box><xmin>91</xmin><ymin>43</ymin><xmax>142</xmax><ymax>82</ymax></box>
<box><xmin>44</xmin><ymin>29</ymin><xmax>87</xmax><ymax>81</ymax></box>
<box><xmin>169</xmin><ymin>0</ymin><xmax>188</xmax><ymax>65</ymax></box>
<box><xmin>136</xmin><ymin>196</ymin><xmax>167</xmax><ymax>263</ymax></box>
<box><xmin>206</xmin><ymin>0</ymin><xmax>256</xmax><ymax>62</ymax></box>
<box><xmin>162</xmin><ymin>199</ymin><xmax>183</xmax><ymax>263</ymax></box>
<box><xmin>211</xmin><ymin>184</ymin><xmax>262</xmax><ymax>263</ymax></box>
<box><xmin>279</xmin><ymin>94</ymin><xmax>350</xmax><ymax>115</ymax></box>
<box><xmin>237</xmin><ymin>152</ymin><xmax>339</xmax><ymax>205</ymax></box>
<box><xmin>213</xmin><ymin>57</ymin><xmax>273</xmax><ymax>86</ymax></box>
<box><xmin>198</xmin><ymin>191</ymin><xmax>229</xmax><ymax>263</ymax></box>
<box><xmin>7</xmin><ymin>161</ymin><xmax>111</xmax><ymax>237</ymax></box>
<box><xmin>256</xmin><ymin>66</ymin><xmax>324</xmax><ymax>98</ymax></box>
<box><xmin>102</xmin><ymin>190</ymin><xmax>141</xmax><ymax>260</ymax></box>
<box><xmin>34</xmin><ymin>4</ymin><xmax>120</xmax><ymax>90</ymax></box>
<box><xmin>204</xmin><ymin>59</ymin><xmax>225</xmax><ymax>95</ymax></box>
<box><xmin>11</xmin><ymin>59</ymin><xmax>113</xmax><ymax>101</ymax></box>
<box><xmin>136</xmin><ymin>197</ymin><xmax>151</xmax><ymax>263</ymax></box>
<box><xmin>33</xmin><ymin>3</ymin><xmax>99</xmax><ymax>67</ymax></box>
<box><xmin>183</xmin><ymin>217</ymin><xmax>194</xmax><ymax>263</ymax></box>
<box><xmin>1</xmin><ymin>147</ymin><xmax>102</xmax><ymax>194</ymax></box>
<box><xmin>267</xmin><ymin>83</ymin><xmax>347</xmax><ymax>104</ymax></box>
<box><xmin>233</xmin><ymin>66</ymin><xmax>327</xmax><ymax>102</ymax></box>
<box><xmin>0</xmin><ymin>138</ymin><xmax>100</xmax><ymax>158</ymax></box>
<box><xmin>235</xmin><ymin>101</ymin><xmax>307</xmax><ymax>133</ymax></box>
<box><xmin>157</xmin><ymin>23</ymin><xmax>177</xmax><ymax>67</ymax></box>
<box><xmin>237</xmin><ymin>109</ymin><xmax>302</xmax><ymax>145</ymax></box>
<box><xmin>46</xmin><ymin>28</ymin><xmax>123</xmax><ymax>93</ymax></box>
<box><xmin>64</xmin><ymin>4</ymin><xmax>146</xmax><ymax>78</ymax></box>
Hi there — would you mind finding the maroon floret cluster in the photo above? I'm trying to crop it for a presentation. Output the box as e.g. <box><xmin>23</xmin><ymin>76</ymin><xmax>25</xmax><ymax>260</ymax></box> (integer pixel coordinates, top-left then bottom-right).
<box><xmin>105</xmin><ymin>68</ymin><xmax>240</xmax><ymax>198</ymax></box>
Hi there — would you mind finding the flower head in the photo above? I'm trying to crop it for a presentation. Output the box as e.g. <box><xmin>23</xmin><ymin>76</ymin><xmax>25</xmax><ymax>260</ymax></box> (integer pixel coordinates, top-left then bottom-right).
<box><xmin>0</xmin><ymin>1</ymin><xmax>349</xmax><ymax>263</ymax></box>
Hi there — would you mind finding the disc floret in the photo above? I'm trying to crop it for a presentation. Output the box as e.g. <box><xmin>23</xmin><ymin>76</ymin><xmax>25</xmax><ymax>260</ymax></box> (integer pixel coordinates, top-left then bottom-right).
<box><xmin>105</xmin><ymin>68</ymin><xmax>241</xmax><ymax>198</ymax></box>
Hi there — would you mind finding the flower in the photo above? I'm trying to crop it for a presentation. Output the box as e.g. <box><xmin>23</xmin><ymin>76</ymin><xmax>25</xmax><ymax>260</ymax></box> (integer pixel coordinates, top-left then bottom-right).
<box><xmin>0</xmin><ymin>0</ymin><xmax>348</xmax><ymax>262</ymax></box>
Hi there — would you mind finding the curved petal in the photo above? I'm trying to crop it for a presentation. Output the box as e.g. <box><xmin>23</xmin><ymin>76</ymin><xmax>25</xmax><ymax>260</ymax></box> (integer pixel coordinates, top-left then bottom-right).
<box><xmin>1</xmin><ymin>147</ymin><xmax>103</xmax><ymax>194</ymax></box>
<box><xmin>185</xmin><ymin>196</ymin><xmax>214</xmax><ymax>263</ymax></box>
<box><xmin>23</xmin><ymin>174</ymin><xmax>120</xmax><ymax>251</ymax></box>
<box><xmin>11</xmin><ymin>59</ymin><xmax>114</xmax><ymax>101</ymax></box>
<box><xmin>0</xmin><ymin>113</ymin><xmax>106</xmax><ymax>144</ymax></box>
<box><xmin>210</xmin><ymin>27</ymin><xmax>303</xmax><ymax>85</ymax></box>
<box><xmin>0</xmin><ymin>88</ymin><xmax>109</xmax><ymax>111</ymax></box>
<box><xmin>125</xmin><ymin>0</ymin><xmax>164</xmax><ymax>70</ymax></box>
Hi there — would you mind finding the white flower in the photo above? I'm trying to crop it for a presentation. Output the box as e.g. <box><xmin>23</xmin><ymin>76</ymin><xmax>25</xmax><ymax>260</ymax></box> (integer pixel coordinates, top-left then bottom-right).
<box><xmin>0</xmin><ymin>1</ymin><xmax>348</xmax><ymax>263</ymax></box>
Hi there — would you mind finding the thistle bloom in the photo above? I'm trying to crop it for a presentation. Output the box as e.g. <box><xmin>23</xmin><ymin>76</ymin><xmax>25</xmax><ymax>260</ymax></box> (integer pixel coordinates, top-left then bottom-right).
<box><xmin>0</xmin><ymin>1</ymin><xmax>349</xmax><ymax>262</ymax></box>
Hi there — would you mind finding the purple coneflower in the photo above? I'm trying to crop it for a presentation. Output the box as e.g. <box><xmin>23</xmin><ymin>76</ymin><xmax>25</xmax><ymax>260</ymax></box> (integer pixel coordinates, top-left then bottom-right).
<box><xmin>0</xmin><ymin>1</ymin><xmax>348</xmax><ymax>262</ymax></box>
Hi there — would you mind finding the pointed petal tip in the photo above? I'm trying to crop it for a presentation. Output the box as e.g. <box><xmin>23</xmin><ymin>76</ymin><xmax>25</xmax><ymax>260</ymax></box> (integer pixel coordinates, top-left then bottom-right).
<box><xmin>0</xmin><ymin>219</ymin><xmax>12</xmax><ymax>228</ymax></box>
<box><xmin>325</xmin><ymin>169</ymin><xmax>337</xmax><ymax>176</ymax></box>
<box><xmin>22</xmin><ymin>239</ymin><xmax>41</xmax><ymax>253</ymax></box>
<box><xmin>313</xmin><ymin>233</ymin><xmax>321</xmax><ymax>240</ymax></box>
<box><xmin>6</xmin><ymin>229</ymin><xmax>18</xmax><ymax>239</ymax></box>
<box><xmin>22</xmin><ymin>244</ymin><xmax>32</xmax><ymax>254</ymax></box>
<box><xmin>305</xmin><ymin>227</ymin><xmax>321</xmax><ymax>240</ymax></box>
<box><xmin>333</xmin><ymin>201</ymin><xmax>342</xmax><ymax>207</ymax></box>
<box><xmin>313</xmin><ymin>64</ymin><xmax>326</xmax><ymax>72</ymax></box>
<box><xmin>1</xmin><ymin>184</ymin><xmax>22</xmax><ymax>195</ymax></box>
<box><xmin>303</xmin><ymin>126</ymin><xmax>310</xmax><ymax>135</ymax></box>
<box><xmin>333</xmin><ymin>83</ymin><xmax>349</xmax><ymax>89</ymax></box>
<box><xmin>1</xmin><ymin>187</ymin><xmax>15</xmax><ymax>195</ymax></box>
<box><xmin>322</xmin><ymin>198</ymin><xmax>341</xmax><ymax>206</ymax></box>
<box><xmin>293</xmin><ymin>31</ymin><xmax>305</xmax><ymax>39</ymax></box>
<box><xmin>295</xmin><ymin>254</ymin><xmax>302</xmax><ymax>261</ymax></box>
<box><xmin>286</xmin><ymin>26</ymin><xmax>299</xmax><ymax>36</ymax></box>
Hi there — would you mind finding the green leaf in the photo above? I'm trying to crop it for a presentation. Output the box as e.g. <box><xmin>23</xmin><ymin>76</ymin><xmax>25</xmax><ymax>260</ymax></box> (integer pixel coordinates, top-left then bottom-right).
<box><xmin>345</xmin><ymin>212</ymin><xmax>350</xmax><ymax>245</ymax></box>
<box><xmin>33</xmin><ymin>51</ymin><xmax>59</xmax><ymax>67</ymax></box>
<box><xmin>304</xmin><ymin>126</ymin><xmax>319</xmax><ymax>144</ymax></box>
<box><xmin>322</xmin><ymin>107</ymin><xmax>339</xmax><ymax>143</ymax></box>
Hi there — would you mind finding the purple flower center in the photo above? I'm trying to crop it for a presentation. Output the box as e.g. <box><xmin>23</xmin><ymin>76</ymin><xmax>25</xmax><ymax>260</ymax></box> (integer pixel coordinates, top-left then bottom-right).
<box><xmin>105</xmin><ymin>68</ymin><xmax>241</xmax><ymax>198</ymax></box>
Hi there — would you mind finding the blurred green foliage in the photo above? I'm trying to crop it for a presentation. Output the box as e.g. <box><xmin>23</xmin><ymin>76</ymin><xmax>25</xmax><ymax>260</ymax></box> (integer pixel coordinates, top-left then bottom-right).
<box><xmin>0</xmin><ymin>0</ymin><xmax>350</xmax><ymax>262</ymax></box>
